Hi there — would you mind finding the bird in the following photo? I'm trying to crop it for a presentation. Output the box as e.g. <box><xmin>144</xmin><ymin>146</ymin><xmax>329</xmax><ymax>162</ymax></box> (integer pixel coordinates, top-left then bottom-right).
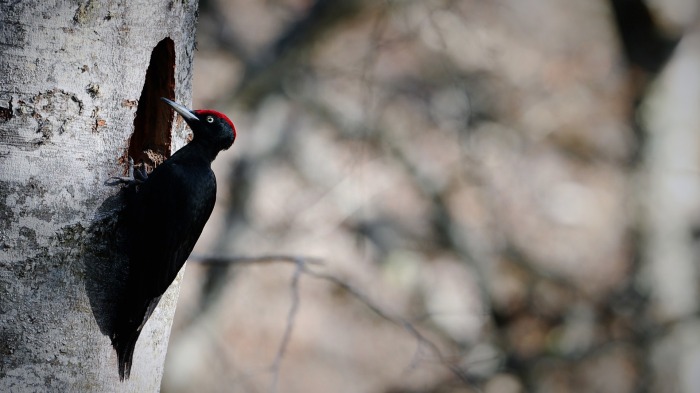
<box><xmin>110</xmin><ymin>97</ymin><xmax>236</xmax><ymax>380</ymax></box>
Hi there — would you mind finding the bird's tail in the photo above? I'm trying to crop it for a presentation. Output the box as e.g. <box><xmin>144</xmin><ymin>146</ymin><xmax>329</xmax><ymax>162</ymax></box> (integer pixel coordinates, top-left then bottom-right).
<box><xmin>112</xmin><ymin>327</ymin><xmax>142</xmax><ymax>381</ymax></box>
<box><xmin>110</xmin><ymin>294</ymin><xmax>162</xmax><ymax>381</ymax></box>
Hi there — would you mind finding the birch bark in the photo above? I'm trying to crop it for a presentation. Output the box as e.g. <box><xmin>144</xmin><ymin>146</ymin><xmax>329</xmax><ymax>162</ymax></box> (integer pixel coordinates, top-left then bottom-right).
<box><xmin>0</xmin><ymin>1</ymin><xmax>198</xmax><ymax>391</ymax></box>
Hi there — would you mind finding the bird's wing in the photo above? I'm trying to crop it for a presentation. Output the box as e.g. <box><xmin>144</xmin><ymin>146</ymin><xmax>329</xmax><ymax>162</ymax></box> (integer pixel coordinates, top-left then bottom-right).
<box><xmin>129</xmin><ymin>161</ymin><xmax>216</xmax><ymax>298</ymax></box>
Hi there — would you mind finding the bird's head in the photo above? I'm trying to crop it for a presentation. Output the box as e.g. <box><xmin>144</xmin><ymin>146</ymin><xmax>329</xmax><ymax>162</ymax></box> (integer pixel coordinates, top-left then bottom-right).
<box><xmin>161</xmin><ymin>97</ymin><xmax>236</xmax><ymax>150</ymax></box>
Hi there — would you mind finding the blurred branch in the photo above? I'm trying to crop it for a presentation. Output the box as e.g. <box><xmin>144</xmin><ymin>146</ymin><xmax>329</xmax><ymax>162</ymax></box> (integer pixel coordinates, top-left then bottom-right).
<box><xmin>302</xmin><ymin>268</ymin><xmax>475</xmax><ymax>385</ymax></box>
<box><xmin>199</xmin><ymin>159</ymin><xmax>255</xmax><ymax>316</ymax></box>
<box><xmin>269</xmin><ymin>260</ymin><xmax>303</xmax><ymax>393</ymax></box>
<box><xmin>200</xmin><ymin>0</ymin><xmax>251</xmax><ymax>60</ymax></box>
<box><xmin>294</xmin><ymin>89</ymin><xmax>490</xmax><ymax>282</ymax></box>
<box><xmin>233</xmin><ymin>0</ymin><xmax>384</xmax><ymax>108</ymax></box>
<box><xmin>189</xmin><ymin>253</ymin><xmax>475</xmax><ymax>386</ymax></box>
<box><xmin>190</xmin><ymin>253</ymin><xmax>324</xmax><ymax>266</ymax></box>
<box><xmin>608</xmin><ymin>0</ymin><xmax>683</xmax><ymax>165</ymax></box>
<box><xmin>608</xmin><ymin>0</ymin><xmax>681</xmax><ymax>74</ymax></box>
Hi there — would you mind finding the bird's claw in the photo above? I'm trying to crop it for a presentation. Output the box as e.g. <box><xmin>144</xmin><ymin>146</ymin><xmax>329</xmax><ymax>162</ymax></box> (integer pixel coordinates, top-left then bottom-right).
<box><xmin>134</xmin><ymin>165</ymin><xmax>148</xmax><ymax>183</ymax></box>
<box><xmin>105</xmin><ymin>157</ymin><xmax>147</xmax><ymax>186</ymax></box>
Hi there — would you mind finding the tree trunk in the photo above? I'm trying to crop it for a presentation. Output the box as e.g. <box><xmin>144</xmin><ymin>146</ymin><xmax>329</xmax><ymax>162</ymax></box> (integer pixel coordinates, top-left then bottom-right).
<box><xmin>0</xmin><ymin>1</ymin><xmax>198</xmax><ymax>391</ymax></box>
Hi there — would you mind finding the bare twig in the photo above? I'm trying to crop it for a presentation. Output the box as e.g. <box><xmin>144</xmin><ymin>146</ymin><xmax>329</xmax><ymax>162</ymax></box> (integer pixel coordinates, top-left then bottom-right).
<box><xmin>300</xmin><ymin>268</ymin><xmax>474</xmax><ymax>385</ymax></box>
<box><xmin>190</xmin><ymin>254</ymin><xmax>474</xmax><ymax>386</ymax></box>
<box><xmin>188</xmin><ymin>254</ymin><xmax>324</xmax><ymax>266</ymax></box>
<box><xmin>269</xmin><ymin>259</ymin><xmax>304</xmax><ymax>393</ymax></box>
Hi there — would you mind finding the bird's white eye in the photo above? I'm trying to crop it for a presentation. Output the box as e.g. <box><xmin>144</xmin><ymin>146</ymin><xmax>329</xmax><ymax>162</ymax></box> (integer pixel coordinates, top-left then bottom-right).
<box><xmin>206</xmin><ymin>116</ymin><xmax>214</xmax><ymax>123</ymax></box>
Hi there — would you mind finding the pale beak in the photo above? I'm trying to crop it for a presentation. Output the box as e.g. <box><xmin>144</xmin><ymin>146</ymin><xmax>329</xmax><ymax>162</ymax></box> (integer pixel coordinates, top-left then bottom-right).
<box><xmin>161</xmin><ymin>97</ymin><xmax>199</xmax><ymax>122</ymax></box>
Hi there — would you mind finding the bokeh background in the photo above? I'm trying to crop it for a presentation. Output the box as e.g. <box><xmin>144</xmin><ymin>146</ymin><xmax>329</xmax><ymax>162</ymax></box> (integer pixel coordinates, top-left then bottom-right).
<box><xmin>160</xmin><ymin>1</ymin><xmax>700</xmax><ymax>392</ymax></box>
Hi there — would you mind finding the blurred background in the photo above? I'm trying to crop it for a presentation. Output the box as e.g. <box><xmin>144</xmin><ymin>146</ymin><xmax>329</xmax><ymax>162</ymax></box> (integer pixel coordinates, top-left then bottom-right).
<box><xmin>160</xmin><ymin>0</ymin><xmax>700</xmax><ymax>392</ymax></box>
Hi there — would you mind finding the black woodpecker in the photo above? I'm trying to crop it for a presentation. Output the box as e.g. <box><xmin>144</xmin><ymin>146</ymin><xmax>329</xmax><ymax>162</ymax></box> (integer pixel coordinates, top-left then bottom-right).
<box><xmin>111</xmin><ymin>97</ymin><xmax>236</xmax><ymax>380</ymax></box>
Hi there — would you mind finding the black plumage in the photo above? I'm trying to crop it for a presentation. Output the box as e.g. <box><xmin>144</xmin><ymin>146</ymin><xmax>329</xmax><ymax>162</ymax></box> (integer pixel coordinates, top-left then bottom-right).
<box><xmin>111</xmin><ymin>98</ymin><xmax>236</xmax><ymax>380</ymax></box>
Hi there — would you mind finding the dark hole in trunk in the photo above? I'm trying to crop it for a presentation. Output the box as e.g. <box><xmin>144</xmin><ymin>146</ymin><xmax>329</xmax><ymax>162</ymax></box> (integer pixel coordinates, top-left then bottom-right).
<box><xmin>128</xmin><ymin>37</ymin><xmax>176</xmax><ymax>173</ymax></box>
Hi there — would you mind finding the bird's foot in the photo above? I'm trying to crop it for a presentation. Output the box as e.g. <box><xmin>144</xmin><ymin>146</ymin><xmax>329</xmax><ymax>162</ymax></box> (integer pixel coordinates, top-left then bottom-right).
<box><xmin>105</xmin><ymin>157</ymin><xmax>148</xmax><ymax>186</ymax></box>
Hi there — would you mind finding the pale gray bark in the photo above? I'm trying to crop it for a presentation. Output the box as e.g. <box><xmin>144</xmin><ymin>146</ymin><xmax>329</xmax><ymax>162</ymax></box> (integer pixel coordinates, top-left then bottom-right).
<box><xmin>0</xmin><ymin>1</ymin><xmax>198</xmax><ymax>391</ymax></box>
<box><xmin>643</xmin><ymin>21</ymin><xmax>700</xmax><ymax>393</ymax></box>
<box><xmin>643</xmin><ymin>30</ymin><xmax>700</xmax><ymax>321</ymax></box>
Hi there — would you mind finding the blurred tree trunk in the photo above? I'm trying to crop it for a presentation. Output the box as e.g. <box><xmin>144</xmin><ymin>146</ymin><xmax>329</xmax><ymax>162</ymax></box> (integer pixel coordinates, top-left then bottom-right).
<box><xmin>642</xmin><ymin>20</ymin><xmax>700</xmax><ymax>392</ymax></box>
<box><xmin>0</xmin><ymin>1</ymin><xmax>198</xmax><ymax>391</ymax></box>
<box><xmin>643</xmin><ymin>28</ymin><xmax>700</xmax><ymax>321</ymax></box>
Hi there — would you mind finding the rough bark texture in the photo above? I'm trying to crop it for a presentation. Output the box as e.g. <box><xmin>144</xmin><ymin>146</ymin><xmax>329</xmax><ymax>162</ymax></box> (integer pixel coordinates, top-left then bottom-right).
<box><xmin>0</xmin><ymin>1</ymin><xmax>198</xmax><ymax>391</ymax></box>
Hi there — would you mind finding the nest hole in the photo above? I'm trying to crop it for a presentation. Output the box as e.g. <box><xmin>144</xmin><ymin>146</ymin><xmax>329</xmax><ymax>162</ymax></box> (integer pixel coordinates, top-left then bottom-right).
<box><xmin>128</xmin><ymin>37</ymin><xmax>176</xmax><ymax>172</ymax></box>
